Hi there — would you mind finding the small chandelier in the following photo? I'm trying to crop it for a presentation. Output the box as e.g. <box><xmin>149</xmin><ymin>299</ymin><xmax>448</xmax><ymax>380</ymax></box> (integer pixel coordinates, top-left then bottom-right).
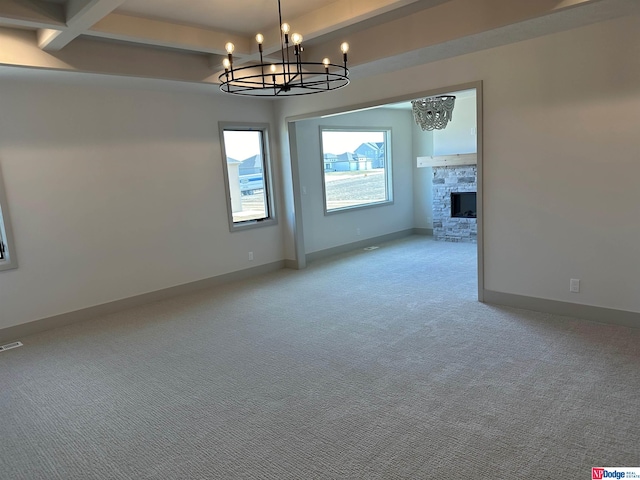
<box><xmin>411</xmin><ymin>96</ymin><xmax>456</xmax><ymax>130</ymax></box>
<box><xmin>219</xmin><ymin>0</ymin><xmax>350</xmax><ymax>96</ymax></box>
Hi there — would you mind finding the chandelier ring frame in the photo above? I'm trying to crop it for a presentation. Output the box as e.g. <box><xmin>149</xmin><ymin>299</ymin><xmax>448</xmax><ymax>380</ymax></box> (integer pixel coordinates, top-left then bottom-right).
<box><xmin>219</xmin><ymin>62</ymin><xmax>350</xmax><ymax>97</ymax></box>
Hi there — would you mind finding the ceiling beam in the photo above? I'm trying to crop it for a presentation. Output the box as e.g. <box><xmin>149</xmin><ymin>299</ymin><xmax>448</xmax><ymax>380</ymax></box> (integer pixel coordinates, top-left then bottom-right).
<box><xmin>88</xmin><ymin>12</ymin><xmax>251</xmax><ymax>57</ymax></box>
<box><xmin>0</xmin><ymin>27</ymin><xmax>221</xmax><ymax>85</ymax></box>
<box><xmin>302</xmin><ymin>0</ymin><xmax>604</xmax><ymax>67</ymax></box>
<box><xmin>38</xmin><ymin>0</ymin><xmax>124</xmax><ymax>51</ymax></box>
<box><xmin>83</xmin><ymin>0</ymin><xmax>437</xmax><ymax>60</ymax></box>
<box><xmin>0</xmin><ymin>0</ymin><xmax>64</xmax><ymax>29</ymax></box>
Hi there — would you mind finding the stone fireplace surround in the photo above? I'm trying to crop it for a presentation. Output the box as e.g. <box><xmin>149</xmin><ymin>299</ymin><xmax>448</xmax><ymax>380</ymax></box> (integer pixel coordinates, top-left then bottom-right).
<box><xmin>432</xmin><ymin>164</ymin><xmax>477</xmax><ymax>243</ymax></box>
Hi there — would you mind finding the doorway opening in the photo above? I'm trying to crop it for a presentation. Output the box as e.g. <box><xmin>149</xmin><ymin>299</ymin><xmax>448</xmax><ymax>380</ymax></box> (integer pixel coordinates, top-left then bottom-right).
<box><xmin>287</xmin><ymin>82</ymin><xmax>483</xmax><ymax>300</ymax></box>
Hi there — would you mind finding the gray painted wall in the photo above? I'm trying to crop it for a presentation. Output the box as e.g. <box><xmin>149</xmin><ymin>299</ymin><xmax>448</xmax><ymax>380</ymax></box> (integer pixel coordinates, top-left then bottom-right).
<box><xmin>0</xmin><ymin>79</ymin><xmax>279</xmax><ymax>329</ymax></box>
<box><xmin>2</xmin><ymin>14</ymin><xmax>640</xmax><ymax>331</ymax></box>
<box><xmin>277</xmin><ymin>15</ymin><xmax>640</xmax><ymax>314</ymax></box>
<box><xmin>293</xmin><ymin>109</ymin><xmax>414</xmax><ymax>254</ymax></box>
<box><xmin>412</xmin><ymin>116</ymin><xmax>434</xmax><ymax>230</ymax></box>
<box><xmin>433</xmin><ymin>95</ymin><xmax>477</xmax><ymax>156</ymax></box>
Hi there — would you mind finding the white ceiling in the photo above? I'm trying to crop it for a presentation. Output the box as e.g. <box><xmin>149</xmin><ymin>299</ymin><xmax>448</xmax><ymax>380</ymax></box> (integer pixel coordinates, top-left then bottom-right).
<box><xmin>1</xmin><ymin>0</ymin><xmax>639</xmax><ymax>88</ymax></box>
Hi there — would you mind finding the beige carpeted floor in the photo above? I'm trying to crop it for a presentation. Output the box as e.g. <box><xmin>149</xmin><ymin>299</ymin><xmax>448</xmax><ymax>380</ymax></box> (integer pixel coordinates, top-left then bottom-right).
<box><xmin>1</xmin><ymin>236</ymin><xmax>639</xmax><ymax>479</ymax></box>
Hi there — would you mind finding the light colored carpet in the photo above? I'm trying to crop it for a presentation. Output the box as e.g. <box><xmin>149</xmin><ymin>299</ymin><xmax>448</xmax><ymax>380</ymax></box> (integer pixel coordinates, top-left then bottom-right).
<box><xmin>1</xmin><ymin>236</ymin><xmax>639</xmax><ymax>479</ymax></box>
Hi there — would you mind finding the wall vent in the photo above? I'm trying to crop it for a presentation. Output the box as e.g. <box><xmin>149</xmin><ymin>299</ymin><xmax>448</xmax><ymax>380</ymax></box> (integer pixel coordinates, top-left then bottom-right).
<box><xmin>0</xmin><ymin>341</ymin><xmax>23</xmax><ymax>352</ymax></box>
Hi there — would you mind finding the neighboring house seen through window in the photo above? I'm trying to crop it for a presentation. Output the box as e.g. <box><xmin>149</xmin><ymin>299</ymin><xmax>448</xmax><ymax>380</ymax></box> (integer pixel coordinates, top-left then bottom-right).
<box><xmin>219</xmin><ymin>123</ymin><xmax>276</xmax><ymax>231</ymax></box>
<box><xmin>320</xmin><ymin>128</ymin><xmax>393</xmax><ymax>213</ymax></box>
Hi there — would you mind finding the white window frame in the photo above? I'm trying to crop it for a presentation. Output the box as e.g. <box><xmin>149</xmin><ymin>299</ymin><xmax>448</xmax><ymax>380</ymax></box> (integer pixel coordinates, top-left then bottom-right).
<box><xmin>219</xmin><ymin>122</ymin><xmax>277</xmax><ymax>232</ymax></box>
<box><xmin>320</xmin><ymin>127</ymin><xmax>393</xmax><ymax>215</ymax></box>
<box><xmin>0</xmin><ymin>165</ymin><xmax>18</xmax><ymax>271</ymax></box>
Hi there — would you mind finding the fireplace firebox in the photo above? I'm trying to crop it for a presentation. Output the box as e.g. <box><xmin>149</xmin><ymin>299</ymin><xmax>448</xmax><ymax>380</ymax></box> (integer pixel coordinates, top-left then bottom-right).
<box><xmin>451</xmin><ymin>192</ymin><xmax>476</xmax><ymax>218</ymax></box>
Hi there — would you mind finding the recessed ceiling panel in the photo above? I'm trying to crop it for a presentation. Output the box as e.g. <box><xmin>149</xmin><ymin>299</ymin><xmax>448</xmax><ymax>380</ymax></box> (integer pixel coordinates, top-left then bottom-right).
<box><xmin>117</xmin><ymin>0</ymin><xmax>340</xmax><ymax>34</ymax></box>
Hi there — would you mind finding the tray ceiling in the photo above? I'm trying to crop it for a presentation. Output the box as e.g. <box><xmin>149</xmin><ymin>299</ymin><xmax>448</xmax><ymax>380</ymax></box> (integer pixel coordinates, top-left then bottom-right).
<box><xmin>1</xmin><ymin>0</ymin><xmax>638</xmax><ymax>89</ymax></box>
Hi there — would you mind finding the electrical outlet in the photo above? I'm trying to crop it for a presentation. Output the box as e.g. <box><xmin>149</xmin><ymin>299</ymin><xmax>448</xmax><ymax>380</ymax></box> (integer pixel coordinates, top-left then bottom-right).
<box><xmin>248</xmin><ymin>252</ymin><xmax>254</xmax><ymax>261</ymax></box>
<box><xmin>570</xmin><ymin>278</ymin><xmax>580</xmax><ymax>293</ymax></box>
<box><xmin>356</xmin><ymin>228</ymin><xmax>361</xmax><ymax>236</ymax></box>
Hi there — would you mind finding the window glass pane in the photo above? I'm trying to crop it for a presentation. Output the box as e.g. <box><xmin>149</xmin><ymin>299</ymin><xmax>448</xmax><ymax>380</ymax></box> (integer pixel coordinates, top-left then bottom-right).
<box><xmin>0</xmin><ymin>165</ymin><xmax>17</xmax><ymax>270</ymax></box>
<box><xmin>0</xmin><ymin>207</ymin><xmax>5</xmax><ymax>260</ymax></box>
<box><xmin>321</xmin><ymin>130</ymin><xmax>390</xmax><ymax>212</ymax></box>
<box><xmin>223</xmin><ymin>130</ymin><xmax>268</xmax><ymax>224</ymax></box>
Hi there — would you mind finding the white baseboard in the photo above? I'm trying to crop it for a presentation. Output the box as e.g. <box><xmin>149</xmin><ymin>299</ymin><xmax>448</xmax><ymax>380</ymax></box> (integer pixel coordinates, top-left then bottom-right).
<box><xmin>483</xmin><ymin>289</ymin><xmax>640</xmax><ymax>328</ymax></box>
<box><xmin>305</xmin><ymin>229</ymin><xmax>416</xmax><ymax>264</ymax></box>
<box><xmin>283</xmin><ymin>259</ymin><xmax>299</xmax><ymax>270</ymax></box>
<box><xmin>0</xmin><ymin>261</ymin><xmax>285</xmax><ymax>344</ymax></box>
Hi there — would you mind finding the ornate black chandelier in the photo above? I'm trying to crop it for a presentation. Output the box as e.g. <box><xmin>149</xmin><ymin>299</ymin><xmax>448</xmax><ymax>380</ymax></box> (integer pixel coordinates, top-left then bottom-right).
<box><xmin>412</xmin><ymin>96</ymin><xmax>456</xmax><ymax>130</ymax></box>
<box><xmin>219</xmin><ymin>0</ymin><xmax>350</xmax><ymax>96</ymax></box>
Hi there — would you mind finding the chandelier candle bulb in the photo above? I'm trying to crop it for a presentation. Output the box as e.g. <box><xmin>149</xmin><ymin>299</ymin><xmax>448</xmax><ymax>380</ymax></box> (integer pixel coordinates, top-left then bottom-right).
<box><xmin>323</xmin><ymin>58</ymin><xmax>330</xmax><ymax>88</ymax></box>
<box><xmin>256</xmin><ymin>33</ymin><xmax>264</xmax><ymax>55</ymax></box>
<box><xmin>222</xmin><ymin>58</ymin><xmax>230</xmax><ymax>89</ymax></box>
<box><xmin>341</xmin><ymin>42</ymin><xmax>349</xmax><ymax>69</ymax></box>
<box><xmin>281</xmin><ymin>22</ymin><xmax>290</xmax><ymax>44</ymax></box>
<box><xmin>292</xmin><ymin>33</ymin><xmax>302</xmax><ymax>58</ymax></box>
<box><xmin>225</xmin><ymin>41</ymin><xmax>234</xmax><ymax>80</ymax></box>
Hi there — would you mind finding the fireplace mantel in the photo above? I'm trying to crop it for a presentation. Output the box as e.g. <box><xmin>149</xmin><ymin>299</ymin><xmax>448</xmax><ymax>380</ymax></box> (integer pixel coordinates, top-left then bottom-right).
<box><xmin>417</xmin><ymin>153</ymin><xmax>477</xmax><ymax>168</ymax></box>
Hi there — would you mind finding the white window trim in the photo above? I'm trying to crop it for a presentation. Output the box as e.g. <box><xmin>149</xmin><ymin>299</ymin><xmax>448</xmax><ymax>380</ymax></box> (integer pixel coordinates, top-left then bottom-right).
<box><xmin>0</xmin><ymin>165</ymin><xmax>18</xmax><ymax>271</ymax></box>
<box><xmin>218</xmin><ymin>122</ymin><xmax>277</xmax><ymax>232</ymax></box>
<box><xmin>320</xmin><ymin>126</ymin><xmax>394</xmax><ymax>215</ymax></box>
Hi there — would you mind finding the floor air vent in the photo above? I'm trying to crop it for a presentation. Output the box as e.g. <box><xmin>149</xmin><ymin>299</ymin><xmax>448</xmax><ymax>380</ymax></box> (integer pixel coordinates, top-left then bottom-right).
<box><xmin>0</xmin><ymin>341</ymin><xmax>23</xmax><ymax>352</ymax></box>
